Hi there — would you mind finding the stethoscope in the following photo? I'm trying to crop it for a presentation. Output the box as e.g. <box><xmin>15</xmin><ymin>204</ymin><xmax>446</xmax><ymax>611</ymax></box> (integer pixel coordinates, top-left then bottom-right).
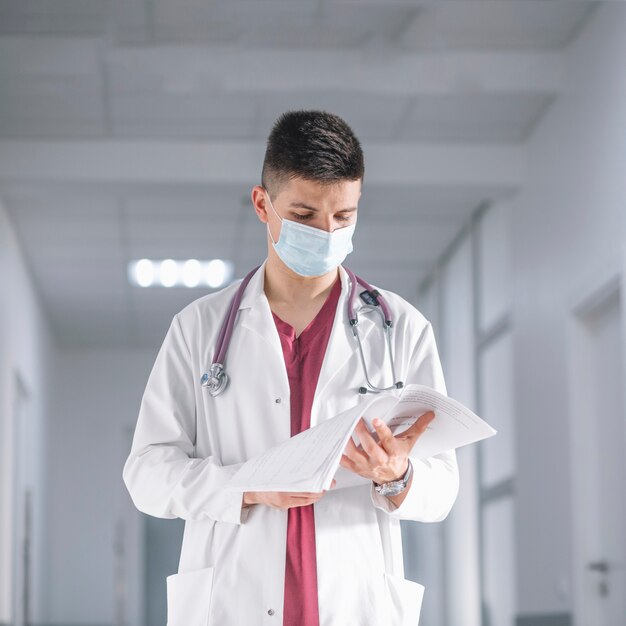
<box><xmin>200</xmin><ymin>265</ymin><xmax>404</xmax><ymax>397</ymax></box>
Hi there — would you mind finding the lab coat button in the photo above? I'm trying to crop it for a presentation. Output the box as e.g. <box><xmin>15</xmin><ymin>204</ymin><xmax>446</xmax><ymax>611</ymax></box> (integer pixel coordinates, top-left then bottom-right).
<box><xmin>267</xmin><ymin>608</ymin><xmax>275</xmax><ymax>616</ymax></box>
<box><xmin>275</xmin><ymin>398</ymin><xmax>281</xmax><ymax>404</ymax></box>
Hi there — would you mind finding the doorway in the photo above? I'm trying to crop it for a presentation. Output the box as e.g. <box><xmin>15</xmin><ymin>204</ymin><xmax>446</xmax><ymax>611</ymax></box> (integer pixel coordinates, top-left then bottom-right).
<box><xmin>569</xmin><ymin>277</ymin><xmax>626</xmax><ymax>626</ymax></box>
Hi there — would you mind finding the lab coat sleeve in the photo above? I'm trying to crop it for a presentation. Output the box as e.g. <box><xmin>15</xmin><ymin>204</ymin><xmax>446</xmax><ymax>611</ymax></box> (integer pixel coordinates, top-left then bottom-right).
<box><xmin>369</xmin><ymin>321</ymin><xmax>460</xmax><ymax>522</ymax></box>
<box><xmin>122</xmin><ymin>313</ymin><xmax>249</xmax><ymax>525</ymax></box>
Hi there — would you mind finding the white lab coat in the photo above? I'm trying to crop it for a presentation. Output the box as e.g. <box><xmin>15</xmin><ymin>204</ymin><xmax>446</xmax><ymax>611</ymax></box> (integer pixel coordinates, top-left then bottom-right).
<box><xmin>122</xmin><ymin>260</ymin><xmax>459</xmax><ymax>626</ymax></box>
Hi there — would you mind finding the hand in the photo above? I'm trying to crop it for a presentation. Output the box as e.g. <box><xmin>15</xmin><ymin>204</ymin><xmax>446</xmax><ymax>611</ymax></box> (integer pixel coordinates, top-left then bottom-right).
<box><xmin>243</xmin><ymin>480</ymin><xmax>336</xmax><ymax>510</ymax></box>
<box><xmin>339</xmin><ymin>411</ymin><xmax>435</xmax><ymax>484</ymax></box>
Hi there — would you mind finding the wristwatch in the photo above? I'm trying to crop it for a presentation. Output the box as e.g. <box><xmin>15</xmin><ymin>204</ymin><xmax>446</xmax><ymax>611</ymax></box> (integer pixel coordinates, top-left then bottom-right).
<box><xmin>374</xmin><ymin>459</ymin><xmax>413</xmax><ymax>497</ymax></box>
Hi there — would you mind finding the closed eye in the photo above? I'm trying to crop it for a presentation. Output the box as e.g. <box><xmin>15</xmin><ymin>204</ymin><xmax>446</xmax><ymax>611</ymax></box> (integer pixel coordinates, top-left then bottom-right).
<box><xmin>292</xmin><ymin>213</ymin><xmax>352</xmax><ymax>222</ymax></box>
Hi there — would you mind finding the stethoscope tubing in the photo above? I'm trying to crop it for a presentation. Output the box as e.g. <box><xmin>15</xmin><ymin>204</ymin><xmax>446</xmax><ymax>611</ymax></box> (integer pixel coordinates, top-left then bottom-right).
<box><xmin>205</xmin><ymin>264</ymin><xmax>402</xmax><ymax>395</ymax></box>
<box><xmin>212</xmin><ymin>264</ymin><xmax>260</xmax><ymax>365</ymax></box>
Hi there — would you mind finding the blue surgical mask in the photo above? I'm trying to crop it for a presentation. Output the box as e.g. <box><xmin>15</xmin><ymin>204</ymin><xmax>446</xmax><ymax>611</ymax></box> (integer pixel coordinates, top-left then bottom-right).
<box><xmin>265</xmin><ymin>190</ymin><xmax>356</xmax><ymax>277</ymax></box>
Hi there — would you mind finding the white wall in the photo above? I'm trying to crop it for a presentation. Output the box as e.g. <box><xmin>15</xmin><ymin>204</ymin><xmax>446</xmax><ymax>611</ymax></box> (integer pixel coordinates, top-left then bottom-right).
<box><xmin>0</xmin><ymin>198</ymin><xmax>55</xmax><ymax>624</ymax></box>
<box><xmin>412</xmin><ymin>6</ymin><xmax>626</xmax><ymax>624</ymax></box>
<box><xmin>507</xmin><ymin>3</ymin><xmax>626</xmax><ymax>619</ymax></box>
<box><xmin>419</xmin><ymin>203</ymin><xmax>516</xmax><ymax>626</ymax></box>
<box><xmin>440</xmin><ymin>234</ymin><xmax>481</xmax><ymax>626</ymax></box>
<box><xmin>1</xmin><ymin>195</ymin><xmax>162</xmax><ymax>626</ymax></box>
<box><xmin>46</xmin><ymin>347</ymin><xmax>156</xmax><ymax>625</ymax></box>
<box><xmin>1</xmin><ymin>191</ymin><xmax>182</xmax><ymax>624</ymax></box>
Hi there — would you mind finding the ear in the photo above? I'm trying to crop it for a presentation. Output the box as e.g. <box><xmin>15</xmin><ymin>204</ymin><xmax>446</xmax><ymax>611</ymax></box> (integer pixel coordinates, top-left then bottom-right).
<box><xmin>251</xmin><ymin>185</ymin><xmax>269</xmax><ymax>224</ymax></box>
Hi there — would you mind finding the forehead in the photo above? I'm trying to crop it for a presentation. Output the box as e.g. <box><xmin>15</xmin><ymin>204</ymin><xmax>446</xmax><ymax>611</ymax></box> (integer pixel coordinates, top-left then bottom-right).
<box><xmin>279</xmin><ymin>177</ymin><xmax>362</xmax><ymax>206</ymax></box>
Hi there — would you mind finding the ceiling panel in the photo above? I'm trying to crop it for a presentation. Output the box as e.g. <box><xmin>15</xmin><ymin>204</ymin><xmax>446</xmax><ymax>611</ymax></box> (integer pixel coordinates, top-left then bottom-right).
<box><xmin>124</xmin><ymin>192</ymin><xmax>255</xmax><ymax>262</ymax></box>
<box><xmin>256</xmin><ymin>91</ymin><xmax>411</xmax><ymax>141</ymax></box>
<box><xmin>110</xmin><ymin>94</ymin><xmax>258</xmax><ymax>139</ymax></box>
<box><xmin>110</xmin><ymin>0</ymin><xmax>150</xmax><ymax>45</ymax></box>
<box><xmin>153</xmin><ymin>1</ymin><xmax>319</xmax><ymax>45</ymax></box>
<box><xmin>401</xmin><ymin>93</ymin><xmax>553</xmax><ymax>142</ymax></box>
<box><xmin>123</xmin><ymin>185</ymin><xmax>252</xmax><ymax>210</ymax></box>
<box><xmin>400</xmin><ymin>2</ymin><xmax>597</xmax><ymax>50</ymax></box>
<box><xmin>356</xmin><ymin>185</ymin><xmax>495</xmax><ymax>218</ymax></box>
<box><xmin>260</xmin><ymin>3</ymin><xmax>411</xmax><ymax>49</ymax></box>
<box><xmin>151</xmin><ymin>0</ymin><xmax>414</xmax><ymax>48</ymax></box>
<box><xmin>0</xmin><ymin>36</ymin><xmax>106</xmax><ymax>137</ymax></box>
<box><xmin>0</xmin><ymin>0</ymin><xmax>110</xmax><ymax>36</ymax></box>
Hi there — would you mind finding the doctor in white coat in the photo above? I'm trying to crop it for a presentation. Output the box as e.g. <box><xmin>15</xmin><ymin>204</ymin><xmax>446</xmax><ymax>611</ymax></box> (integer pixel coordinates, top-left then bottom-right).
<box><xmin>122</xmin><ymin>109</ymin><xmax>459</xmax><ymax>626</ymax></box>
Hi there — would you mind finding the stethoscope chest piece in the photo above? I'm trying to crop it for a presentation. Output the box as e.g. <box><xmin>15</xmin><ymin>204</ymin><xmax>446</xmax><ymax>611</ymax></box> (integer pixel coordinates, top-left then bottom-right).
<box><xmin>201</xmin><ymin>363</ymin><xmax>229</xmax><ymax>397</ymax></box>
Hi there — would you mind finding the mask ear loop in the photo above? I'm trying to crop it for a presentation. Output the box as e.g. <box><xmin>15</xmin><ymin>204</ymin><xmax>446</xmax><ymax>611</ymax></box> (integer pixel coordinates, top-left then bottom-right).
<box><xmin>264</xmin><ymin>190</ymin><xmax>283</xmax><ymax>246</ymax></box>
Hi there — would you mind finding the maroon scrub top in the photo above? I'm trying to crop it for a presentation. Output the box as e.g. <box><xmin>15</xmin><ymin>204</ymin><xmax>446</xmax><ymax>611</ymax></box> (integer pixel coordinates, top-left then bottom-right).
<box><xmin>271</xmin><ymin>275</ymin><xmax>342</xmax><ymax>626</ymax></box>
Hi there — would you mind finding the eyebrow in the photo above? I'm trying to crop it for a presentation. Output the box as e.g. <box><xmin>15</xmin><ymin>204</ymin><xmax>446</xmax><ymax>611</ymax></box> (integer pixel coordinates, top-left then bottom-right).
<box><xmin>288</xmin><ymin>202</ymin><xmax>358</xmax><ymax>212</ymax></box>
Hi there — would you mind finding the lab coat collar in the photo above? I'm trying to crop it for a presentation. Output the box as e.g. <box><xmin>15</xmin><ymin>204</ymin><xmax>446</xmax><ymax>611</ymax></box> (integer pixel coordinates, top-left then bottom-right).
<box><xmin>236</xmin><ymin>259</ymin><xmax>373</xmax><ymax>321</ymax></box>
<box><xmin>237</xmin><ymin>260</ymin><xmax>376</xmax><ymax>420</ymax></box>
<box><xmin>236</xmin><ymin>259</ymin><xmax>362</xmax><ymax>315</ymax></box>
<box><xmin>238</xmin><ymin>258</ymin><xmax>283</xmax><ymax>360</ymax></box>
<box><xmin>237</xmin><ymin>259</ymin><xmax>268</xmax><ymax>311</ymax></box>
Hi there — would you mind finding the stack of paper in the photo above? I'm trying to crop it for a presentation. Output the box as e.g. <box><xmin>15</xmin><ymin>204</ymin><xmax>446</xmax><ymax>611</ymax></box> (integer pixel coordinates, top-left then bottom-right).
<box><xmin>225</xmin><ymin>384</ymin><xmax>496</xmax><ymax>493</ymax></box>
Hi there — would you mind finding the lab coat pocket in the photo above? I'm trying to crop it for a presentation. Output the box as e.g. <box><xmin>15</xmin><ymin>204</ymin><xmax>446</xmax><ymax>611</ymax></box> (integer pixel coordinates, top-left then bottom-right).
<box><xmin>166</xmin><ymin>565</ymin><xmax>215</xmax><ymax>626</ymax></box>
<box><xmin>384</xmin><ymin>572</ymin><xmax>425</xmax><ymax>625</ymax></box>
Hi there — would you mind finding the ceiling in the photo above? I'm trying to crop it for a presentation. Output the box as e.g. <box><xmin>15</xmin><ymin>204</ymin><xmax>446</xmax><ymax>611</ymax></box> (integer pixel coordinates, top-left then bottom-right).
<box><xmin>0</xmin><ymin>0</ymin><xmax>598</xmax><ymax>348</ymax></box>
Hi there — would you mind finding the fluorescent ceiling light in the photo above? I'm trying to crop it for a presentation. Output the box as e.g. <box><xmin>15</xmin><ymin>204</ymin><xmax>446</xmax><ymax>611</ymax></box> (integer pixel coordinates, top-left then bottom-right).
<box><xmin>128</xmin><ymin>259</ymin><xmax>234</xmax><ymax>288</ymax></box>
<box><xmin>206</xmin><ymin>259</ymin><xmax>228</xmax><ymax>288</ymax></box>
<box><xmin>134</xmin><ymin>258</ymin><xmax>155</xmax><ymax>287</ymax></box>
<box><xmin>182</xmin><ymin>259</ymin><xmax>202</xmax><ymax>288</ymax></box>
<box><xmin>159</xmin><ymin>259</ymin><xmax>178</xmax><ymax>288</ymax></box>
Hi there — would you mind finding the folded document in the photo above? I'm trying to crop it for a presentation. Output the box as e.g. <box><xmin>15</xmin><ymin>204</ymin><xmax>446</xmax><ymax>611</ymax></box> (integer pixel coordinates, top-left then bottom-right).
<box><xmin>225</xmin><ymin>384</ymin><xmax>496</xmax><ymax>493</ymax></box>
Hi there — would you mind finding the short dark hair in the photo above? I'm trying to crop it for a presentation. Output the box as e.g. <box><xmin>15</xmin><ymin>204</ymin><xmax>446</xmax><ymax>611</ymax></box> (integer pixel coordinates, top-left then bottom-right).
<box><xmin>261</xmin><ymin>110</ymin><xmax>364</xmax><ymax>197</ymax></box>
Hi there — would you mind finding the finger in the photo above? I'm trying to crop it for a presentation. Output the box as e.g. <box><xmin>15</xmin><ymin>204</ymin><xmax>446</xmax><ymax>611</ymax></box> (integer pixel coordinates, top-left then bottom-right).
<box><xmin>372</xmin><ymin>418</ymin><xmax>397</xmax><ymax>455</ymax></box>
<box><xmin>263</xmin><ymin>493</ymin><xmax>320</xmax><ymax>509</ymax></box>
<box><xmin>355</xmin><ymin>419</ymin><xmax>388</xmax><ymax>465</ymax></box>
<box><xmin>281</xmin><ymin>497</ymin><xmax>320</xmax><ymax>509</ymax></box>
<box><xmin>340</xmin><ymin>453</ymin><xmax>359</xmax><ymax>473</ymax></box>
<box><xmin>398</xmin><ymin>411</ymin><xmax>435</xmax><ymax>442</ymax></box>
<box><xmin>289</xmin><ymin>494</ymin><xmax>323</xmax><ymax>505</ymax></box>
<box><xmin>343</xmin><ymin>435</ymin><xmax>369</xmax><ymax>464</ymax></box>
<box><xmin>289</xmin><ymin>491</ymin><xmax>326</xmax><ymax>498</ymax></box>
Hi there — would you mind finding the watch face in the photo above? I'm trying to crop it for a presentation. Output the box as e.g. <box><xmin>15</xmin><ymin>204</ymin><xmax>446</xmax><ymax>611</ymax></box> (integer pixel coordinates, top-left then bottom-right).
<box><xmin>376</xmin><ymin>481</ymin><xmax>406</xmax><ymax>497</ymax></box>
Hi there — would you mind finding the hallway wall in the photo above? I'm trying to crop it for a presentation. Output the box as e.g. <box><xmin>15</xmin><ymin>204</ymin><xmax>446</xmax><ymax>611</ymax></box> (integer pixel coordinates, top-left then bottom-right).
<box><xmin>46</xmin><ymin>347</ymin><xmax>157</xmax><ymax>625</ymax></box>
<box><xmin>506</xmin><ymin>3</ymin><xmax>626</xmax><ymax>621</ymax></box>
<box><xmin>1</xmin><ymin>201</ymin><xmax>160</xmax><ymax>625</ymax></box>
<box><xmin>0</xmin><ymin>199</ymin><xmax>55</xmax><ymax>624</ymax></box>
<box><xmin>414</xmin><ymin>5</ymin><xmax>626</xmax><ymax>624</ymax></box>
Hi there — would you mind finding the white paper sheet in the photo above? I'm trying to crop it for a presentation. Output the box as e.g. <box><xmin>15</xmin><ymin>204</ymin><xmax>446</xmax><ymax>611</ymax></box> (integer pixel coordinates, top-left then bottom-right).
<box><xmin>225</xmin><ymin>384</ymin><xmax>496</xmax><ymax>493</ymax></box>
<box><xmin>225</xmin><ymin>402</ymin><xmax>368</xmax><ymax>493</ymax></box>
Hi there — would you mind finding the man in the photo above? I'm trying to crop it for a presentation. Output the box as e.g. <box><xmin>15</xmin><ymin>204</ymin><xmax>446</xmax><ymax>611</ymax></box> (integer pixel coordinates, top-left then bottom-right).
<box><xmin>122</xmin><ymin>110</ymin><xmax>459</xmax><ymax>625</ymax></box>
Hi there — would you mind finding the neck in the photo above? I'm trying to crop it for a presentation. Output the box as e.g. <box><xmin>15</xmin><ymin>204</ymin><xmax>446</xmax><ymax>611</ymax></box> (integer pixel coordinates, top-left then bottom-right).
<box><xmin>263</xmin><ymin>251</ymin><xmax>339</xmax><ymax>307</ymax></box>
